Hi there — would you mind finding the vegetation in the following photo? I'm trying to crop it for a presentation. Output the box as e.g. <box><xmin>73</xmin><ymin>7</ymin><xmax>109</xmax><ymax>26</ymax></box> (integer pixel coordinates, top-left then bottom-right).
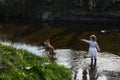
<box><xmin>0</xmin><ymin>44</ymin><xmax>72</xmax><ymax>80</ymax></box>
<box><xmin>0</xmin><ymin>0</ymin><xmax>120</xmax><ymax>24</ymax></box>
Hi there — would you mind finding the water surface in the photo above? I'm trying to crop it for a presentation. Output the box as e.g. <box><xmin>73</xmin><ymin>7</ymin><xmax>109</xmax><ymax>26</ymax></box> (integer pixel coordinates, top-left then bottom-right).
<box><xmin>0</xmin><ymin>40</ymin><xmax>120</xmax><ymax>80</ymax></box>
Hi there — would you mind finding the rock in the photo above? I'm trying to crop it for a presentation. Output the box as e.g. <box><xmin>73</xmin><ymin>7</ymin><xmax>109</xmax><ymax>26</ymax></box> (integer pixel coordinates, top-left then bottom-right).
<box><xmin>41</xmin><ymin>11</ymin><xmax>55</xmax><ymax>22</ymax></box>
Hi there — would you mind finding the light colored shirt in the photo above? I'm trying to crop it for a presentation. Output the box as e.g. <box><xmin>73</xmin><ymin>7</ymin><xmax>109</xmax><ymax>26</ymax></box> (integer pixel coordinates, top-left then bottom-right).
<box><xmin>82</xmin><ymin>39</ymin><xmax>100</xmax><ymax>51</ymax></box>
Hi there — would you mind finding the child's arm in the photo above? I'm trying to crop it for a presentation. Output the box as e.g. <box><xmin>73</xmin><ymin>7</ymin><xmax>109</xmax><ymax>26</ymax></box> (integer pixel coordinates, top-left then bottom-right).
<box><xmin>96</xmin><ymin>43</ymin><xmax>100</xmax><ymax>51</ymax></box>
<box><xmin>81</xmin><ymin>39</ymin><xmax>91</xmax><ymax>44</ymax></box>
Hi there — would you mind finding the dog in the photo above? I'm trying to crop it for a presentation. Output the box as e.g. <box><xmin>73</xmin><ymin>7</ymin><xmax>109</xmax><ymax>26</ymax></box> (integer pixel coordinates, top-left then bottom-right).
<box><xmin>44</xmin><ymin>39</ymin><xmax>56</xmax><ymax>60</ymax></box>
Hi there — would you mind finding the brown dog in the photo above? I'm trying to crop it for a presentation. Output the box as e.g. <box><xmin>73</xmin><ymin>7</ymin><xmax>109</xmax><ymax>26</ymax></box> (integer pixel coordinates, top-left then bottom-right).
<box><xmin>44</xmin><ymin>39</ymin><xmax>56</xmax><ymax>59</ymax></box>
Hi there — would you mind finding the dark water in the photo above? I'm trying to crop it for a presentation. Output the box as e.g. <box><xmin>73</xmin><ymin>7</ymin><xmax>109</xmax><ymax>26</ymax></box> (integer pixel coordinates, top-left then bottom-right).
<box><xmin>0</xmin><ymin>40</ymin><xmax>120</xmax><ymax>80</ymax></box>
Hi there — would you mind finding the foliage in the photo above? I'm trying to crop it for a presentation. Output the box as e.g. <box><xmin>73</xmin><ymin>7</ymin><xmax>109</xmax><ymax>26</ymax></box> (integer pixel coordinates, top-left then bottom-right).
<box><xmin>0</xmin><ymin>0</ymin><xmax>120</xmax><ymax>24</ymax></box>
<box><xmin>0</xmin><ymin>44</ymin><xmax>72</xmax><ymax>80</ymax></box>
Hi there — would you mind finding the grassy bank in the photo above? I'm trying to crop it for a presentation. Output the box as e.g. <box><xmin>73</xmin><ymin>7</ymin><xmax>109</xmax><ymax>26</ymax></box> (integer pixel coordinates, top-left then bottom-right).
<box><xmin>0</xmin><ymin>44</ymin><xmax>72</xmax><ymax>80</ymax></box>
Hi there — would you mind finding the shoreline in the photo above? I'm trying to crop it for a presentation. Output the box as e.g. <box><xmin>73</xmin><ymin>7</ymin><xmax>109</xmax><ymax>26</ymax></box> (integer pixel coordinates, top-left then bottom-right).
<box><xmin>0</xmin><ymin>26</ymin><xmax>119</xmax><ymax>55</ymax></box>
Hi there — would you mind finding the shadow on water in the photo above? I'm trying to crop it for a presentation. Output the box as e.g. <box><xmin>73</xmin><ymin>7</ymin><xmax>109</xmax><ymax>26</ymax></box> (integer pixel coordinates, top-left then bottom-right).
<box><xmin>83</xmin><ymin>62</ymin><xmax>98</xmax><ymax>80</ymax></box>
<box><xmin>89</xmin><ymin>62</ymin><xmax>98</xmax><ymax>80</ymax></box>
<box><xmin>74</xmin><ymin>59</ymin><xmax>98</xmax><ymax>80</ymax></box>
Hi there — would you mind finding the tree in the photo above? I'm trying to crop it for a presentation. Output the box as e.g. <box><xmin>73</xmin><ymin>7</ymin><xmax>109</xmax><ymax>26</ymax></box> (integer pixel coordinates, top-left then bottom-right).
<box><xmin>80</xmin><ymin>0</ymin><xmax>83</xmax><ymax>7</ymax></box>
<box><xmin>88</xmin><ymin>0</ymin><xmax>93</xmax><ymax>10</ymax></box>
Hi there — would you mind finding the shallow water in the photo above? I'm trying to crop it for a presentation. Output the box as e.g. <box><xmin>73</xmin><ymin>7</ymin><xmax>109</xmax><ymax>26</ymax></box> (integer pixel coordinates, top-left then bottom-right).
<box><xmin>0</xmin><ymin>40</ymin><xmax>120</xmax><ymax>80</ymax></box>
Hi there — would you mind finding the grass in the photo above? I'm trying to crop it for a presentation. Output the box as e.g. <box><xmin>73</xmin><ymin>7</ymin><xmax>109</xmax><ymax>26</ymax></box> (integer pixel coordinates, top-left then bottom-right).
<box><xmin>0</xmin><ymin>44</ymin><xmax>72</xmax><ymax>80</ymax></box>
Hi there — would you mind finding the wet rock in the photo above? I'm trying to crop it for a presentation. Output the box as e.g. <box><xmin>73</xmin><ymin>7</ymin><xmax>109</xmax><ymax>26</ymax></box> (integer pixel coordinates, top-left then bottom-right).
<box><xmin>41</xmin><ymin>11</ymin><xmax>55</xmax><ymax>22</ymax></box>
<box><xmin>103</xmin><ymin>71</ymin><xmax>119</xmax><ymax>78</ymax></box>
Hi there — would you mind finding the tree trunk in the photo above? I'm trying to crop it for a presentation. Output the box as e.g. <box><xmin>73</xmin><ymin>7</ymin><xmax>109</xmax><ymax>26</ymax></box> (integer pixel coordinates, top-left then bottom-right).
<box><xmin>80</xmin><ymin>0</ymin><xmax>82</xmax><ymax>7</ymax></box>
<box><xmin>88</xmin><ymin>0</ymin><xmax>93</xmax><ymax>10</ymax></box>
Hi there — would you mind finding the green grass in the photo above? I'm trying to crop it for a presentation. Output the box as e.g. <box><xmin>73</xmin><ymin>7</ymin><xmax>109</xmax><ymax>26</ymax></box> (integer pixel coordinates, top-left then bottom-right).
<box><xmin>0</xmin><ymin>44</ymin><xmax>72</xmax><ymax>80</ymax></box>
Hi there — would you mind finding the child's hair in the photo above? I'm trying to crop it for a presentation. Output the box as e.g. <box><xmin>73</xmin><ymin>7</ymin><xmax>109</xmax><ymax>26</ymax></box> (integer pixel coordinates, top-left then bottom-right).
<box><xmin>90</xmin><ymin>35</ymin><xmax>97</xmax><ymax>41</ymax></box>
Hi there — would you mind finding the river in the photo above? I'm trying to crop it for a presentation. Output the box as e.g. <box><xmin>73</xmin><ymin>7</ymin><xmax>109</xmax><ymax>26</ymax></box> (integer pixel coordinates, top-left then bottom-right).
<box><xmin>0</xmin><ymin>40</ymin><xmax>120</xmax><ymax>80</ymax></box>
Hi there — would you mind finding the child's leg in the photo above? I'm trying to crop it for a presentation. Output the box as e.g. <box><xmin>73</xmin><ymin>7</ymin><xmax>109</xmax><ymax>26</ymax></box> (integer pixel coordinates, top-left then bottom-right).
<box><xmin>91</xmin><ymin>57</ymin><xmax>93</xmax><ymax>65</ymax></box>
<box><xmin>94</xmin><ymin>56</ymin><xmax>97</xmax><ymax>68</ymax></box>
<box><xmin>94</xmin><ymin>56</ymin><xmax>97</xmax><ymax>64</ymax></box>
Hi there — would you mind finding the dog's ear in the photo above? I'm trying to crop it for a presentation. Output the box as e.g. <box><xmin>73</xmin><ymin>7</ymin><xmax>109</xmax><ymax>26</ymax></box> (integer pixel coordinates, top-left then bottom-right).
<box><xmin>47</xmin><ymin>39</ymin><xmax>50</xmax><ymax>42</ymax></box>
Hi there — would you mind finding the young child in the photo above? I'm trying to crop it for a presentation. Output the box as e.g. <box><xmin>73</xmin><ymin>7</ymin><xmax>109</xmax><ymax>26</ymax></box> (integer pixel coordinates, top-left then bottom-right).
<box><xmin>81</xmin><ymin>35</ymin><xmax>100</xmax><ymax>65</ymax></box>
<box><xmin>44</xmin><ymin>39</ymin><xmax>56</xmax><ymax>60</ymax></box>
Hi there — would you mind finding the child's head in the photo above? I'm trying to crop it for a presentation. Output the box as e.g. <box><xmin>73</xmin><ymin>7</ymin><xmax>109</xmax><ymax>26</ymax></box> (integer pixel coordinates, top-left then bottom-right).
<box><xmin>90</xmin><ymin>35</ymin><xmax>97</xmax><ymax>41</ymax></box>
<box><xmin>44</xmin><ymin>39</ymin><xmax>50</xmax><ymax>43</ymax></box>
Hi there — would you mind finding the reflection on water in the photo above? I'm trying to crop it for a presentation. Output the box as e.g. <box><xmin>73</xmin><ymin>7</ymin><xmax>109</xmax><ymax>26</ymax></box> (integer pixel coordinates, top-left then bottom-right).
<box><xmin>83</xmin><ymin>69</ymin><xmax>87</xmax><ymax>80</ymax></box>
<box><xmin>88</xmin><ymin>62</ymin><xmax>98</xmax><ymax>80</ymax></box>
<box><xmin>0</xmin><ymin>40</ymin><xmax>120</xmax><ymax>80</ymax></box>
<box><xmin>76</xmin><ymin>60</ymin><xmax>107</xmax><ymax>80</ymax></box>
